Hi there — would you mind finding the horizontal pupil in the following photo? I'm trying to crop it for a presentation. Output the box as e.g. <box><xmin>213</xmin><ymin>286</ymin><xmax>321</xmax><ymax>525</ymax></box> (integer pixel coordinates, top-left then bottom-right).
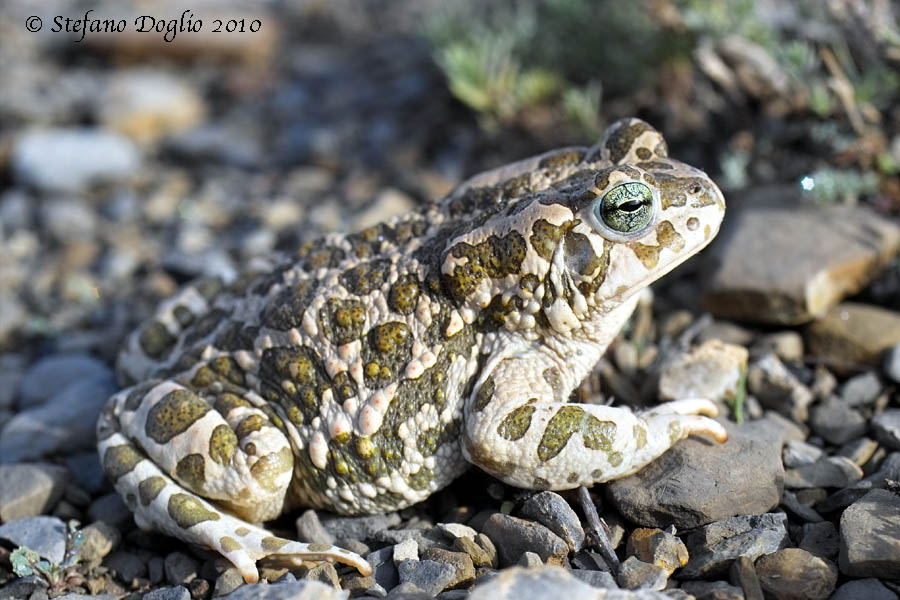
<box><xmin>618</xmin><ymin>200</ymin><xmax>643</xmax><ymax>212</ymax></box>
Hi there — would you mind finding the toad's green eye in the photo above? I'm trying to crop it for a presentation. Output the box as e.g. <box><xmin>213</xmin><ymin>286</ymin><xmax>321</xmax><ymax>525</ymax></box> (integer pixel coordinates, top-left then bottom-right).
<box><xmin>594</xmin><ymin>182</ymin><xmax>656</xmax><ymax>235</ymax></box>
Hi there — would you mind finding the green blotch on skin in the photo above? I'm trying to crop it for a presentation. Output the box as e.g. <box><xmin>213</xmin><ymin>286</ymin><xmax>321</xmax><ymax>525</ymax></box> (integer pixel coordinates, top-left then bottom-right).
<box><xmin>633</xmin><ymin>425</ymin><xmax>647</xmax><ymax>449</ymax></box>
<box><xmin>250</xmin><ymin>447</ymin><xmax>293</xmax><ymax>492</ymax></box>
<box><xmin>472</xmin><ymin>376</ymin><xmax>495</xmax><ymax>412</ymax></box>
<box><xmin>209</xmin><ymin>424</ymin><xmax>238</xmax><ymax>465</ymax></box>
<box><xmin>444</xmin><ymin>231</ymin><xmax>527</xmax><ymax>303</ymax></box>
<box><xmin>538</xmin><ymin>405</ymin><xmax>585</xmax><ymax>462</ymax></box>
<box><xmin>389</xmin><ymin>276</ymin><xmax>420</xmax><ymax>315</ymax></box>
<box><xmin>176</xmin><ymin>453</ymin><xmax>207</xmax><ymax>493</ymax></box>
<box><xmin>307</xmin><ymin>543</ymin><xmax>334</xmax><ymax>552</ymax></box>
<box><xmin>138</xmin><ymin>476</ymin><xmax>166</xmax><ymax>506</ymax></box>
<box><xmin>213</xmin><ymin>392</ymin><xmax>251</xmax><ymax>416</ymax></box>
<box><xmin>212</xmin><ymin>356</ymin><xmax>245</xmax><ymax>386</ymax></box>
<box><xmin>168</xmin><ymin>493</ymin><xmax>220</xmax><ymax>528</ymax></box>
<box><xmin>497</xmin><ymin>405</ymin><xmax>536</xmax><ymax>441</ymax></box>
<box><xmin>139</xmin><ymin>321</ymin><xmax>176</xmax><ymax>358</ymax></box>
<box><xmin>219</xmin><ymin>536</ymin><xmax>241</xmax><ymax>553</ymax></box>
<box><xmin>103</xmin><ymin>445</ymin><xmax>143</xmax><ymax>482</ymax></box>
<box><xmin>609</xmin><ymin>451</ymin><xmax>624</xmax><ymax>467</ymax></box>
<box><xmin>606</xmin><ymin>120</ymin><xmax>654</xmax><ymax>164</ymax></box>
<box><xmin>626</xmin><ymin>221</ymin><xmax>684</xmax><ymax>270</ymax></box>
<box><xmin>235</xmin><ymin>527</ymin><xmax>251</xmax><ymax>536</ymax></box>
<box><xmin>669</xmin><ymin>422</ymin><xmax>682</xmax><ymax>444</ymax></box>
<box><xmin>530</xmin><ymin>219</ymin><xmax>564</xmax><ymax>262</ymax></box>
<box><xmin>319</xmin><ymin>297</ymin><xmax>367</xmax><ymax>345</ymax></box>
<box><xmin>145</xmin><ymin>389</ymin><xmax>211</xmax><ymax>444</ymax></box>
<box><xmin>173</xmin><ymin>305</ymin><xmax>195</xmax><ymax>327</ymax></box>
<box><xmin>408</xmin><ymin>467</ymin><xmax>434</xmax><ymax>491</ymax></box>
<box><xmin>373</xmin><ymin>322</ymin><xmax>411</xmax><ymax>354</ymax></box>
<box><xmin>261</xmin><ymin>537</ymin><xmax>290</xmax><ymax>552</ymax></box>
<box><xmin>261</xmin><ymin>279</ymin><xmax>320</xmax><ymax>331</ymax></box>
<box><xmin>582</xmin><ymin>416</ymin><xmax>617</xmax><ymax>452</ymax></box>
<box><xmin>234</xmin><ymin>414</ymin><xmax>265</xmax><ymax>440</ymax></box>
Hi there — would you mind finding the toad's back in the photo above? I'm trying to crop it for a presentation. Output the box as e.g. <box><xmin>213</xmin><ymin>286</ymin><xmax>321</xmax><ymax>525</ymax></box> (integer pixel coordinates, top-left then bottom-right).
<box><xmin>98</xmin><ymin>118</ymin><xmax>727</xmax><ymax>582</ymax></box>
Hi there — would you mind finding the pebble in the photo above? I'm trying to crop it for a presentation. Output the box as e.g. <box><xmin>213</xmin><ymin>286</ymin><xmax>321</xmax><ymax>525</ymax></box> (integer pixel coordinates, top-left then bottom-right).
<box><xmin>782</xmin><ymin>440</ymin><xmax>825</xmax><ymax>468</ymax></box>
<box><xmin>374</xmin><ymin>527</ymin><xmax>445</xmax><ymax>550</ymax></box>
<box><xmin>305</xmin><ymin>563</ymin><xmax>339</xmax><ymax>588</ymax></box>
<box><xmin>839</xmin><ymin>489</ymin><xmax>900</xmax><ymax>578</ymax></box>
<box><xmin>216</xmin><ymin>580</ymin><xmax>346</xmax><ymax>599</ymax></box>
<box><xmin>625</xmin><ymin>528</ymin><xmax>689</xmax><ymax>575</ymax></box>
<box><xmin>680</xmin><ymin>580</ymin><xmax>745</xmax><ymax>600</ymax></box>
<box><xmin>436</xmin><ymin>522</ymin><xmax>478</xmax><ymax>540</ymax></box>
<box><xmin>808</xmin><ymin>398</ymin><xmax>867</xmax><ymax>445</ymax></box>
<box><xmin>40</xmin><ymin>199</ymin><xmax>97</xmax><ymax>243</ymax></box>
<box><xmin>753</xmin><ymin>331</ymin><xmax>804</xmax><ymax>362</ymax></box>
<box><xmin>475</xmin><ymin>533</ymin><xmax>499</xmax><ymax>568</ymax></box>
<box><xmin>86</xmin><ymin>492</ymin><xmax>132</xmax><ymax>528</ymax></box>
<box><xmin>99</xmin><ymin>69</ymin><xmax>206</xmax><ymax>144</ymax></box>
<box><xmin>0</xmin><ymin>374</ymin><xmax>116</xmax><ymax>461</ymax></box>
<box><xmin>746</xmin><ymin>353</ymin><xmax>814</xmax><ymax>422</ymax></box>
<box><xmin>421</xmin><ymin>547</ymin><xmax>475</xmax><ymax>587</ymax></box>
<box><xmin>12</xmin><ymin>128</ymin><xmax>140</xmax><ymax>193</ymax></box>
<box><xmin>569</xmin><ymin>569</ymin><xmax>617</xmax><ymax>589</ymax></box>
<box><xmin>872</xmin><ymin>410</ymin><xmax>900</xmax><ymax>450</ymax></box>
<box><xmin>392</xmin><ymin>538</ymin><xmax>419</xmax><ymax>562</ymax></box>
<box><xmin>319</xmin><ymin>512</ymin><xmax>401</xmax><ymax>541</ymax></box>
<box><xmin>0</xmin><ymin>463</ymin><xmax>69</xmax><ymax>521</ymax></box>
<box><xmin>468</xmin><ymin>565</ymin><xmax>630</xmax><ymax>600</ymax></box>
<box><xmin>607</xmin><ymin>417</ymin><xmax>784</xmax><ymax>529</ymax></box>
<box><xmin>295</xmin><ymin>510</ymin><xmax>335</xmax><ymax>545</ymax></box>
<box><xmin>883</xmin><ymin>342</ymin><xmax>900</xmax><ymax>383</ymax></box>
<box><xmin>697</xmin><ymin>320</ymin><xmax>755</xmax><ymax>346</ymax></box>
<box><xmin>615</xmin><ymin>556</ymin><xmax>668</xmax><ymax>591</ymax></box>
<box><xmin>165</xmin><ymin>551</ymin><xmax>199</xmax><ymax>585</ymax></box>
<box><xmin>839</xmin><ymin>372</ymin><xmax>883</xmax><ymax>406</ymax></box>
<box><xmin>452</xmin><ymin>535</ymin><xmax>494</xmax><ymax>568</ymax></box>
<box><xmin>784</xmin><ymin>455</ymin><xmax>863</xmax><ymax>489</ymax></box>
<box><xmin>798</xmin><ymin>521</ymin><xmax>839</xmax><ymax>559</ymax></box>
<box><xmin>481</xmin><ymin>513</ymin><xmax>569</xmax><ymax>567</ymax></box>
<box><xmin>831</xmin><ymin>579</ymin><xmax>899</xmax><ymax>600</ymax></box>
<box><xmin>780</xmin><ymin>490</ymin><xmax>823</xmax><ymax>523</ymax></box>
<box><xmin>755</xmin><ymin>549</ymin><xmax>837</xmax><ymax>600</ymax></box>
<box><xmin>701</xmin><ymin>202</ymin><xmax>900</xmax><ymax>324</ymax></box>
<box><xmin>18</xmin><ymin>353</ymin><xmax>112</xmax><ymax>408</ymax></box>
<box><xmin>143</xmin><ymin>587</ymin><xmax>191</xmax><ymax>600</ymax></box>
<box><xmin>805</xmin><ymin>303</ymin><xmax>900</xmax><ymax>368</ymax></box>
<box><xmin>517</xmin><ymin>551</ymin><xmax>543</xmax><ymax>568</ymax></box>
<box><xmin>658</xmin><ymin>340</ymin><xmax>748</xmax><ymax>404</ymax></box>
<box><xmin>817</xmin><ymin>452</ymin><xmax>900</xmax><ymax>512</ymax></box>
<box><xmin>367</xmin><ymin>546</ymin><xmax>399</xmax><ymax>591</ymax></box>
<box><xmin>681</xmin><ymin>513</ymin><xmax>790</xmax><ymax>579</ymax></box>
<box><xmin>396</xmin><ymin>559</ymin><xmax>456</xmax><ymax>596</ymax></box>
<box><xmin>0</xmin><ymin>515</ymin><xmax>67</xmax><ymax>563</ymax></box>
<box><xmin>213</xmin><ymin>568</ymin><xmax>245</xmax><ymax>597</ymax></box>
<box><xmin>79</xmin><ymin>521</ymin><xmax>121</xmax><ymax>562</ymax></box>
<box><xmin>106</xmin><ymin>550</ymin><xmax>149</xmax><ymax>582</ymax></box>
<box><xmin>729</xmin><ymin>555</ymin><xmax>764</xmax><ymax>600</ymax></box>
<box><xmin>838</xmin><ymin>437</ymin><xmax>879</xmax><ymax>467</ymax></box>
<box><xmin>64</xmin><ymin>451</ymin><xmax>110</xmax><ymax>494</ymax></box>
<box><xmin>518</xmin><ymin>491</ymin><xmax>585</xmax><ymax>552</ymax></box>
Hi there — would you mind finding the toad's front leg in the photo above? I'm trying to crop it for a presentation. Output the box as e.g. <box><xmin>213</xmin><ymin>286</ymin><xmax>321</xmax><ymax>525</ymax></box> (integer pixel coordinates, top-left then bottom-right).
<box><xmin>462</xmin><ymin>352</ymin><xmax>727</xmax><ymax>490</ymax></box>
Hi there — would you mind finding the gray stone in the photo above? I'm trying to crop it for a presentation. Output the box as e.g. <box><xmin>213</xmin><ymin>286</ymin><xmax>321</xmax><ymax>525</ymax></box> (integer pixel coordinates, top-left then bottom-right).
<box><xmin>420</xmin><ymin>547</ymin><xmax>475</xmax><ymax>588</ymax></box>
<box><xmin>607</xmin><ymin>417</ymin><xmax>784</xmax><ymax>529</ymax></box>
<box><xmin>393</xmin><ymin>538</ymin><xmax>419</xmax><ymax>562</ymax></box>
<box><xmin>0</xmin><ymin>515</ymin><xmax>67</xmax><ymax>563</ymax></box>
<box><xmin>754</xmin><ymin>331</ymin><xmax>804</xmax><ymax>363</ymax></box>
<box><xmin>831</xmin><ymin>579</ymin><xmax>898</xmax><ymax>600</ymax></box>
<box><xmin>883</xmin><ymin>342</ymin><xmax>900</xmax><ymax>384</ymax></box>
<box><xmin>469</xmin><ymin>565</ymin><xmax>661</xmax><ymax>600</ymax></box>
<box><xmin>872</xmin><ymin>410</ymin><xmax>900</xmax><ymax>450</ymax></box>
<box><xmin>569</xmin><ymin>569</ymin><xmax>617</xmax><ymax>589</ymax></box>
<box><xmin>519</xmin><ymin>491</ymin><xmax>585</xmax><ymax>552</ymax></box>
<box><xmin>755</xmin><ymin>549</ymin><xmax>837</xmax><ymax>600</ymax></box>
<box><xmin>517</xmin><ymin>551</ymin><xmax>543</xmax><ymax>568</ymax></box>
<box><xmin>0</xmin><ymin>463</ymin><xmax>68</xmax><ymax>521</ymax></box>
<box><xmin>782</xmin><ymin>441</ymin><xmax>824</xmax><ymax>468</ymax></box>
<box><xmin>40</xmin><ymin>198</ymin><xmax>96</xmax><ymax>243</ymax></box>
<box><xmin>375</xmin><ymin>527</ymin><xmax>445</xmax><ymax>551</ymax></box>
<box><xmin>780</xmin><ymin>490</ymin><xmax>823</xmax><ymax>523</ymax></box>
<box><xmin>839</xmin><ymin>489</ymin><xmax>900</xmax><ymax>578</ymax></box>
<box><xmin>217</xmin><ymin>579</ymin><xmax>346</xmax><ymax>599</ymax></box>
<box><xmin>366</xmin><ymin>545</ymin><xmax>399</xmax><ymax>591</ymax></box>
<box><xmin>616</xmin><ymin>556</ymin><xmax>668</xmax><ymax>591</ymax></box>
<box><xmin>397</xmin><ymin>559</ymin><xmax>456</xmax><ymax>596</ymax></box>
<box><xmin>305</xmin><ymin>563</ymin><xmax>339</xmax><ymax>588</ymax></box>
<box><xmin>475</xmin><ymin>533</ymin><xmax>498</xmax><ymax>568</ymax></box>
<box><xmin>817</xmin><ymin>452</ymin><xmax>900</xmax><ymax>512</ymax></box>
<box><xmin>79</xmin><ymin>521</ymin><xmax>121</xmax><ymax>561</ymax></box>
<box><xmin>625</xmin><ymin>528</ymin><xmax>688</xmax><ymax>575</ymax></box>
<box><xmin>149</xmin><ymin>557</ymin><xmax>165</xmax><ymax>585</ymax></box>
<box><xmin>106</xmin><ymin>550</ymin><xmax>148</xmax><ymax>582</ymax></box>
<box><xmin>143</xmin><ymin>587</ymin><xmax>191</xmax><ymax>600</ymax></box>
<box><xmin>64</xmin><ymin>451</ymin><xmax>107</xmax><ymax>493</ymax></box>
<box><xmin>805</xmin><ymin>303</ymin><xmax>900</xmax><ymax>368</ymax></box>
<box><xmin>452</xmin><ymin>535</ymin><xmax>493</xmax><ymax>568</ymax></box>
<box><xmin>798</xmin><ymin>521</ymin><xmax>839</xmax><ymax>559</ymax></box>
<box><xmin>680</xmin><ymin>580</ymin><xmax>744</xmax><ymax>600</ymax></box>
<box><xmin>784</xmin><ymin>455</ymin><xmax>863</xmax><ymax>489</ymax></box>
<box><xmin>214</xmin><ymin>568</ymin><xmax>244</xmax><ymax>597</ymax></box>
<box><xmin>481</xmin><ymin>513</ymin><xmax>569</xmax><ymax>567</ymax></box>
<box><xmin>165</xmin><ymin>551</ymin><xmax>199</xmax><ymax>585</ymax></box>
<box><xmin>729</xmin><ymin>555</ymin><xmax>764</xmax><ymax>600</ymax></box>
<box><xmin>701</xmin><ymin>201</ymin><xmax>900</xmax><ymax>325</ymax></box>
<box><xmin>808</xmin><ymin>399</ymin><xmax>867</xmax><ymax>445</ymax></box>
<box><xmin>18</xmin><ymin>353</ymin><xmax>112</xmax><ymax>408</ymax></box>
<box><xmin>838</xmin><ymin>437</ymin><xmax>879</xmax><ymax>467</ymax></box>
<box><xmin>320</xmin><ymin>513</ymin><xmax>401</xmax><ymax>541</ymax></box>
<box><xmin>296</xmin><ymin>510</ymin><xmax>335</xmax><ymax>545</ymax></box>
<box><xmin>0</xmin><ymin>374</ymin><xmax>116</xmax><ymax>461</ymax></box>
<box><xmin>747</xmin><ymin>353</ymin><xmax>815</xmax><ymax>422</ymax></box>
<box><xmin>682</xmin><ymin>513</ymin><xmax>790</xmax><ymax>579</ymax></box>
<box><xmin>840</xmin><ymin>372</ymin><xmax>883</xmax><ymax>406</ymax></box>
<box><xmin>436</xmin><ymin>522</ymin><xmax>478</xmax><ymax>540</ymax></box>
<box><xmin>12</xmin><ymin>128</ymin><xmax>140</xmax><ymax>193</ymax></box>
<box><xmin>87</xmin><ymin>492</ymin><xmax>132</xmax><ymax>528</ymax></box>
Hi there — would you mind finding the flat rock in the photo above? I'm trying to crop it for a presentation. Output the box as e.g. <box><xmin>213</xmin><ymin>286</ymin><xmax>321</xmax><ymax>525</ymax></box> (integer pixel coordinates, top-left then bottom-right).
<box><xmin>12</xmin><ymin>128</ymin><xmax>140</xmax><ymax>193</ymax></box>
<box><xmin>659</xmin><ymin>340</ymin><xmax>748</xmax><ymax>403</ymax></box>
<box><xmin>0</xmin><ymin>516</ymin><xmax>68</xmax><ymax>563</ymax></box>
<box><xmin>839</xmin><ymin>489</ymin><xmax>900</xmax><ymax>578</ymax></box>
<box><xmin>817</xmin><ymin>452</ymin><xmax>900</xmax><ymax>512</ymax></box>
<box><xmin>681</xmin><ymin>513</ymin><xmax>790</xmax><ymax>579</ymax></box>
<box><xmin>217</xmin><ymin>579</ymin><xmax>347</xmax><ymax>599</ymax></box>
<box><xmin>805</xmin><ymin>303</ymin><xmax>900</xmax><ymax>368</ymax></box>
<box><xmin>295</xmin><ymin>510</ymin><xmax>335</xmax><ymax>545</ymax></box>
<box><xmin>872</xmin><ymin>410</ymin><xmax>900</xmax><ymax>450</ymax></box>
<box><xmin>808</xmin><ymin>399</ymin><xmax>867</xmax><ymax>446</ymax></box>
<box><xmin>831</xmin><ymin>579</ymin><xmax>898</xmax><ymax>600</ymax></box>
<box><xmin>482</xmin><ymin>513</ymin><xmax>569</xmax><ymax>566</ymax></box>
<box><xmin>755</xmin><ymin>548</ymin><xmax>837</xmax><ymax>600</ymax></box>
<box><xmin>798</xmin><ymin>522</ymin><xmax>839</xmax><ymax>559</ymax></box>
<box><xmin>616</xmin><ymin>556</ymin><xmax>668</xmax><ymax>591</ymax></box>
<box><xmin>18</xmin><ymin>353</ymin><xmax>112</xmax><ymax>408</ymax></box>
<box><xmin>607</xmin><ymin>417</ymin><xmax>783</xmax><ymax>529</ymax></box>
<box><xmin>518</xmin><ymin>491</ymin><xmax>585</xmax><ymax>552</ymax></box>
<box><xmin>0</xmin><ymin>374</ymin><xmax>116</xmax><ymax>461</ymax></box>
<box><xmin>784</xmin><ymin>456</ymin><xmax>863</xmax><ymax>489</ymax></box>
<box><xmin>469</xmin><ymin>565</ymin><xmax>669</xmax><ymax>600</ymax></box>
<box><xmin>320</xmin><ymin>512</ymin><xmax>400</xmax><ymax>541</ymax></box>
<box><xmin>0</xmin><ymin>463</ymin><xmax>68</xmax><ymax>521</ymax></box>
<box><xmin>746</xmin><ymin>353</ymin><xmax>814</xmax><ymax>422</ymax></box>
<box><xmin>396</xmin><ymin>559</ymin><xmax>456</xmax><ymax>596</ymax></box>
<box><xmin>839</xmin><ymin>372</ymin><xmax>883</xmax><ymax>406</ymax></box>
<box><xmin>701</xmin><ymin>202</ymin><xmax>900</xmax><ymax>325</ymax></box>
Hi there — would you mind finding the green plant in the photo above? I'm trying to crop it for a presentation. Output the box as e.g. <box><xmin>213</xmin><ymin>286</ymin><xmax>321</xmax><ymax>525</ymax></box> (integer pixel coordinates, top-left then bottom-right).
<box><xmin>11</xmin><ymin>521</ymin><xmax>85</xmax><ymax>593</ymax></box>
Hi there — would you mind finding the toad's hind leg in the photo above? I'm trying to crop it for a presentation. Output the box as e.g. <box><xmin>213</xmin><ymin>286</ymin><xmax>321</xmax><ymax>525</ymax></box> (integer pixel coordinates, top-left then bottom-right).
<box><xmin>97</xmin><ymin>380</ymin><xmax>372</xmax><ymax>583</ymax></box>
<box><xmin>462</xmin><ymin>355</ymin><xmax>727</xmax><ymax>490</ymax></box>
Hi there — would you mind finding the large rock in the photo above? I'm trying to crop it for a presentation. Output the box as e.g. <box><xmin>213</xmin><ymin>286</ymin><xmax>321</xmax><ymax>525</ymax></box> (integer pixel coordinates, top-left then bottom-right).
<box><xmin>681</xmin><ymin>513</ymin><xmax>790</xmax><ymax>579</ymax></box>
<box><xmin>839</xmin><ymin>489</ymin><xmax>900</xmax><ymax>578</ymax></box>
<box><xmin>607</xmin><ymin>417</ymin><xmax>783</xmax><ymax>529</ymax></box>
<box><xmin>805</xmin><ymin>303</ymin><xmax>900</xmax><ymax>368</ymax></box>
<box><xmin>701</xmin><ymin>200</ymin><xmax>900</xmax><ymax>325</ymax></box>
<box><xmin>754</xmin><ymin>548</ymin><xmax>837</xmax><ymax>600</ymax></box>
<box><xmin>0</xmin><ymin>464</ymin><xmax>68</xmax><ymax>522</ymax></box>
